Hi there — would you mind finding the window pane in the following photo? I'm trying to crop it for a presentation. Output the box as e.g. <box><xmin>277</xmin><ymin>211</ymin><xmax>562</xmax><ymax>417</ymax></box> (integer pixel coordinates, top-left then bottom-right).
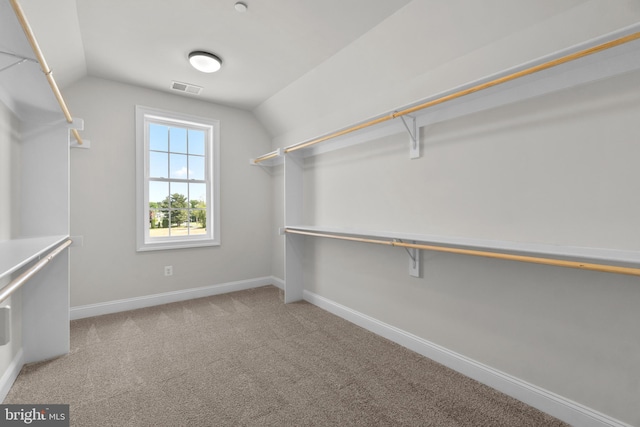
<box><xmin>171</xmin><ymin>209</ymin><xmax>189</xmax><ymax>231</ymax></box>
<box><xmin>189</xmin><ymin>183</ymin><xmax>206</xmax><ymax>205</ymax></box>
<box><xmin>170</xmin><ymin>127</ymin><xmax>187</xmax><ymax>153</ymax></box>
<box><xmin>149</xmin><ymin>209</ymin><xmax>164</xmax><ymax>232</ymax></box>
<box><xmin>149</xmin><ymin>181</ymin><xmax>169</xmax><ymax>205</ymax></box>
<box><xmin>188</xmin><ymin>130</ymin><xmax>205</xmax><ymax>155</ymax></box>
<box><xmin>189</xmin><ymin>155</ymin><xmax>205</xmax><ymax>180</ymax></box>
<box><xmin>149</xmin><ymin>124</ymin><xmax>168</xmax><ymax>151</ymax></box>
<box><xmin>168</xmin><ymin>186</ymin><xmax>188</xmax><ymax>209</ymax></box>
<box><xmin>149</xmin><ymin>210</ymin><xmax>170</xmax><ymax>238</ymax></box>
<box><xmin>138</xmin><ymin>106</ymin><xmax>218</xmax><ymax>251</ymax></box>
<box><xmin>149</xmin><ymin>151</ymin><xmax>168</xmax><ymax>178</ymax></box>
<box><xmin>170</xmin><ymin>154</ymin><xmax>188</xmax><ymax>179</ymax></box>
<box><xmin>169</xmin><ymin>182</ymin><xmax>189</xmax><ymax>203</ymax></box>
<box><xmin>190</xmin><ymin>208</ymin><xmax>207</xmax><ymax>234</ymax></box>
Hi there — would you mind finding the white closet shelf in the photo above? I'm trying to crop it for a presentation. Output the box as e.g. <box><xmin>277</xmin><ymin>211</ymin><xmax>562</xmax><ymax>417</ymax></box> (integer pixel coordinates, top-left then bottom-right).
<box><xmin>285</xmin><ymin>225</ymin><xmax>640</xmax><ymax>268</ymax></box>
<box><xmin>251</xmin><ymin>24</ymin><xmax>640</xmax><ymax>165</ymax></box>
<box><xmin>0</xmin><ymin>235</ymin><xmax>70</xmax><ymax>281</ymax></box>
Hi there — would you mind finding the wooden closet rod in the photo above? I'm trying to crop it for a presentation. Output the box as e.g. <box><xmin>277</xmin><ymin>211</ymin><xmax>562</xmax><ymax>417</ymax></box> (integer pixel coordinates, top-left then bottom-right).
<box><xmin>253</xmin><ymin>150</ymin><xmax>280</xmax><ymax>164</ymax></box>
<box><xmin>0</xmin><ymin>239</ymin><xmax>72</xmax><ymax>304</ymax></box>
<box><xmin>285</xmin><ymin>229</ymin><xmax>640</xmax><ymax>277</ymax></box>
<box><xmin>262</xmin><ymin>30</ymin><xmax>640</xmax><ymax>159</ymax></box>
<box><xmin>9</xmin><ymin>0</ymin><xmax>83</xmax><ymax>145</ymax></box>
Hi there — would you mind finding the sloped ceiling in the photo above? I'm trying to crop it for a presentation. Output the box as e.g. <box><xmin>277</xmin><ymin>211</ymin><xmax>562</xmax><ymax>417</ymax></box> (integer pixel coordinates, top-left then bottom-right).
<box><xmin>0</xmin><ymin>0</ymin><xmax>67</xmax><ymax>123</ymax></box>
<box><xmin>18</xmin><ymin>0</ymin><xmax>411</xmax><ymax>110</ymax></box>
<box><xmin>254</xmin><ymin>0</ymin><xmax>640</xmax><ymax>145</ymax></box>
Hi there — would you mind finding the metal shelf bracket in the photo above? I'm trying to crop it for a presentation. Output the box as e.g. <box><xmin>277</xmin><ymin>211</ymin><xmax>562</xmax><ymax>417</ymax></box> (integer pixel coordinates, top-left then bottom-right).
<box><xmin>0</xmin><ymin>49</ymin><xmax>37</xmax><ymax>74</ymax></box>
<box><xmin>399</xmin><ymin>115</ymin><xmax>420</xmax><ymax>159</ymax></box>
<box><xmin>396</xmin><ymin>239</ymin><xmax>421</xmax><ymax>277</ymax></box>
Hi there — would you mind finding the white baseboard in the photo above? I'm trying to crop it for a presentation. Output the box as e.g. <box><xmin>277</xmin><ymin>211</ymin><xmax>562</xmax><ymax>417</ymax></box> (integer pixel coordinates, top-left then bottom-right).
<box><xmin>70</xmin><ymin>276</ymin><xmax>280</xmax><ymax>320</ymax></box>
<box><xmin>0</xmin><ymin>349</ymin><xmax>23</xmax><ymax>402</ymax></box>
<box><xmin>303</xmin><ymin>290</ymin><xmax>631</xmax><ymax>427</ymax></box>
<box><xmin>270</xmin><ymin>276</ymin><xmax>285</xmax><ymax>290</ymax></box>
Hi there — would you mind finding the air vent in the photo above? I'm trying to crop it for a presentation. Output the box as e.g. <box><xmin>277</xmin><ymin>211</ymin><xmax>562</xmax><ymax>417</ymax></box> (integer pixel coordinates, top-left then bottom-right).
<box><xmin>171</xmin><ymin>81</ymin><xmax>203</xmax><ymax>95</ymax></box>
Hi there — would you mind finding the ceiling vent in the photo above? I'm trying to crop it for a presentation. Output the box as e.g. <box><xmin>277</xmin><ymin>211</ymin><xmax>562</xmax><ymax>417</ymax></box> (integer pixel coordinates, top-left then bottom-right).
<box><xmin>171</xmin><ymin>81</ymin><xmax>203</xmax><ymax>95</ymax></box>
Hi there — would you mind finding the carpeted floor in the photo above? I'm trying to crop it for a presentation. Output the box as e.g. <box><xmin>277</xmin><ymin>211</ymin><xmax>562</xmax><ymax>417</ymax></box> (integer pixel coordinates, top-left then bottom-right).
<box><xmin>5</xmin><ymin>286</ymin><xmax>568</xmax><ymax>426</ymax></box>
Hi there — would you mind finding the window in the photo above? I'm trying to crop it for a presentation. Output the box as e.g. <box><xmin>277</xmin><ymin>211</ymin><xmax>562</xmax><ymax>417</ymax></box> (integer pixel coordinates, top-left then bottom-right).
<box><xmin>136</xmin><ymin>106</ymin><xmax>220</xmax><ymax>251</ymax></box>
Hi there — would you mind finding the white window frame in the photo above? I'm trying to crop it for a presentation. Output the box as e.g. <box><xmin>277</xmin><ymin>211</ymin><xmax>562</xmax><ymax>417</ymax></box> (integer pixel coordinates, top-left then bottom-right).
<box><xmin>136</xmin><ymin>105</ymin><xmax>220</xmax><ymax>251</ymax></box>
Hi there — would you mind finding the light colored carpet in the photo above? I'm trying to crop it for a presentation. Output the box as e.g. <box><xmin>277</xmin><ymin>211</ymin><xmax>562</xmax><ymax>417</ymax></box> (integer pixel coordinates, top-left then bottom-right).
<box><xmin>5</xmin><ymin>286</ymin><xmax>568</xmax><ymax>426</ymax></box>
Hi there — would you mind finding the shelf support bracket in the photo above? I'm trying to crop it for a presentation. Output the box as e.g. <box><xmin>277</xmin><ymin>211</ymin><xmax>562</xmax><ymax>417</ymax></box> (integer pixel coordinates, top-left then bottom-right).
<box><xmin>68</xmin><ymin>118</ymin><xmax>90</xmax><ymax>149</ymax></box>
<box><xmin>0</xmin><ymin>50</ymin><xmax>37</xmax><ymax>74</ymax></box>
<box><xmin>395</xmin><ymin>239</ymin><xmax>421</xmax><ymax>277</ymax></box>
<box><xmin>0</xmin><ymin>58</ymin><xmax>27</xmax><ymax>74</ymax></box>
<box><xmin>399</xmin><ymin>115</ymin><xmax>419</xmax><ymax>159</ymax></box>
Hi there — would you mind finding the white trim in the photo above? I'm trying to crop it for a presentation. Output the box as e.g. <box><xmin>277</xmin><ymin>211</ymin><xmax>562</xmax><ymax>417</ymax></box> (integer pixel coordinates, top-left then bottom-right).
<box><xmin>0</xmin><ymin>348</ymin><xmax>23</xmax><ymax>402</ymax></box>
<box><xmin>303</xmin><ymin>290</ymin><xmax>632</xmax><ymax>427</ymax></box>
<box><xmin>270</xmin><ymin>276</ymin><xmax>285</xmax><ymax>290</ymax></box>
<box><xmin>135</xmin><ymin>105</ymin><xmax>221</xmax><ymax>252</ymax></box>
<box><xmin>70</xmin><ymin>277</ymin><xmax>279</xmax><ymax>320</ymax></box>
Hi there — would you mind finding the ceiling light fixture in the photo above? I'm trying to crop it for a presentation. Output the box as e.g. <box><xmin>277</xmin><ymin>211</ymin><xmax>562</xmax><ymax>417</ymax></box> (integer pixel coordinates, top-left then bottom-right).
<box><xmin>234</xmin><ymin>2</ymin><xmax>248</xmax><ymax>12</ymax></box>
<box><xmin>188</xmin><ymin>51</ymin><xmax>222</xmax><ymax>73</ymax></box>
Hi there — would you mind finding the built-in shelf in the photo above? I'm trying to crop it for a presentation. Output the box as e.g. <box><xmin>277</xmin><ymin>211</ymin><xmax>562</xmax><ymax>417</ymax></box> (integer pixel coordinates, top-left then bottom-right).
<box><xmin>0</xmin><ymin>235</ymin><xmax>70</xmax><ymax>281</ymax></box>
<box><xmin>0</xmin><ymin>0</ymin><xmax>73</xmax><ymax>381</ymax></box>
<box><xmin>285</xmin><ymin>225</ymin><xmax>640</xmax><ymax>268</ymax></box>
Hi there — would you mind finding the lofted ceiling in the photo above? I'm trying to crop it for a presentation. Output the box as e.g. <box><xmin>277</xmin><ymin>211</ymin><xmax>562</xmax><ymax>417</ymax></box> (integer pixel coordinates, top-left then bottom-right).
<box><xmin>17</xmin><ymin>0</ymin><xmax>412</xmax><ymax>111</ymax></box>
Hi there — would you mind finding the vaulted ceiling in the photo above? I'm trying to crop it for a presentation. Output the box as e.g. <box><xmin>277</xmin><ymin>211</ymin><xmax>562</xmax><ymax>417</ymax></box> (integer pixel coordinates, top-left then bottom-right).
<box><xmin>18</xmin><ymin>0</ymin><xmax>412</xmax><ymax>110</ymax></box>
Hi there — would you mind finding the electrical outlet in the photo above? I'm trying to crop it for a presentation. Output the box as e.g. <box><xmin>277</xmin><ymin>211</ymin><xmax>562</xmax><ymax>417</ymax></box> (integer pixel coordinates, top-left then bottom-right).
<box><xmin>164</xmin><ymin>265</ymin><xmax>173</xmax><ymax>276</ymax></box>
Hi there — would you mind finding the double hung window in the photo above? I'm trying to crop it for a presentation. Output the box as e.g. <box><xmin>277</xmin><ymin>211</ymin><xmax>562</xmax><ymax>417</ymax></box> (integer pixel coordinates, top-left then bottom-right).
<box><xmin>136</xmin><ymin>106</ymin><xmax>220</xmax><ymax>251</ymax></box>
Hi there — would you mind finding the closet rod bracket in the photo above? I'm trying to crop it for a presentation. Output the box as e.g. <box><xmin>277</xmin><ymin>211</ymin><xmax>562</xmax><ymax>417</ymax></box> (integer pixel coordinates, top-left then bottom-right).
<box><xmin>68</xmin><ymin>118</ymin><xmax>90</xmax><ymax>149</ymax></box>
<box><xmin>395</xmin><ymin>239</ymin><xmax>421</xmax><ymax>277</ymax></box>
<box><xmin>399</xmin><ymin>114</ymin><xmax>420</xmax><ymax>159</ymax></box>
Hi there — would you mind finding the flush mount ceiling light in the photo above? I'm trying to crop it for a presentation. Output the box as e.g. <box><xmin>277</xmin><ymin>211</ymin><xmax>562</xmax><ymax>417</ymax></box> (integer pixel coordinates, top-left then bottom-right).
<box><xmin>188</xmin><ymin>51</ymin><xmax>222</xmax><ymax>73</ymax></box>
<box><xmin>234</xmin><ymin>2</ymin><xmax>248</xmax><ymax>12</ymax></box>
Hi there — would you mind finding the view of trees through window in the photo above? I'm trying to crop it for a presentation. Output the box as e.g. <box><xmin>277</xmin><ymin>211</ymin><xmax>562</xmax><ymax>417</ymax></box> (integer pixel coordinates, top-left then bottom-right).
<box><xmin>147</xmin><ymin>121</ymin><xmax>208</xmax><ymax>238</ymax></box>
<box><xmin>149</xmin><ymin>194</ymin><xmax>206</xmax><ymax>237</ymax></box>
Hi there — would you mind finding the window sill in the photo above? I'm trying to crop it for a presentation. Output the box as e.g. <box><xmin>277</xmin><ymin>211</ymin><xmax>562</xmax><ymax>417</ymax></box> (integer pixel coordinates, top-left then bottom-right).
<box><xmin>136</xmin><ymin>238</ymin><xmax>220</xmax><ymax>252</ymax></box>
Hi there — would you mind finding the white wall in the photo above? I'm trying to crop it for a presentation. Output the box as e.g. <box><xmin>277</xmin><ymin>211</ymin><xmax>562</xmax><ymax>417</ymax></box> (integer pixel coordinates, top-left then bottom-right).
<box><xmin>304</xmin><ymin>72</ymin><xmax>640</xmax><ymax>249</ymax></box>
<box><xmin>0</xmin><ymin>103</ymin><xmax>10</xmax><ymax>242</ymax></box>
<box><xmin>296</xmin><ymin>70</ymin><xmax>640</xmax><ymax>425</ymax></box>
<box><xmin>65</xmin><ymin>77</ymin><xmax>273</xmax><ymax>306</ymax></box>
<box><xmin>0</xmin><ymin>99</ymin><xmax>20</xmax><ymax>240</ymax></box>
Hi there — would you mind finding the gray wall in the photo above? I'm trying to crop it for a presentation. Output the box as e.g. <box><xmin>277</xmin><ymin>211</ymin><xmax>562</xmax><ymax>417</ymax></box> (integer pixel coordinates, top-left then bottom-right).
<box><xmin>65</xmin><ymin>77</ymin><xmax>273</xmax><ymax>307</ymax></box>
